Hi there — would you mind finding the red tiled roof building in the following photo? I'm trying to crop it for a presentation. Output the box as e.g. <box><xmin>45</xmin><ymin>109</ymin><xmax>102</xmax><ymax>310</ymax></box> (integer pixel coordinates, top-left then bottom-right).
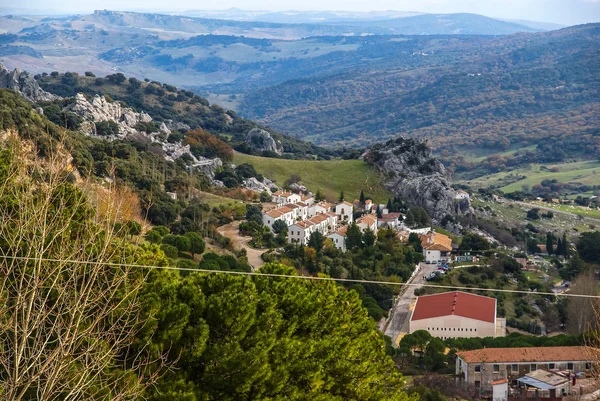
<box><xmin>409</xmin><ymin>291</ymin><xmax>505</xmax><ymax>339</ymax></box>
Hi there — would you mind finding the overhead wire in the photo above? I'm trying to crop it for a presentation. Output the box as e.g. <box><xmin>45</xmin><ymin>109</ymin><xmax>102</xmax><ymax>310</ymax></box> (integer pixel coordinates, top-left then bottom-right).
<box><xmin>1</xmin><ymin>255</ymin><xmax>597</xmax><ymax>299</ymax></box>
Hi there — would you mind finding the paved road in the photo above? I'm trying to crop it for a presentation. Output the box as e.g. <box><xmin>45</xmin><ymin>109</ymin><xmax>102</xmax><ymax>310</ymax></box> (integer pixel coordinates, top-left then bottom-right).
<box><xmin>216</xmin><ymin>221</ymin><xmax>265</xmax><ymax>270</ymax></box>
<box><xmin>383</xmin><ymin>262</ymin><xmax>440</xmax><ymax>345</ymax></box>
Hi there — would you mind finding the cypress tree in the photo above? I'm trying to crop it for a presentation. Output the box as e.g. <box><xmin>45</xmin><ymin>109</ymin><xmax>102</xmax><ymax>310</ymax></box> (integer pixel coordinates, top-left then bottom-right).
<box><xmin>546</xmin><ymin>232</ymin><xmax>554</xmax><ymax>255</ymax></box>
<box><xmin>359</xmin><ymin>190</ymin><xmax>365</xmax><ymax>205</ymax></box>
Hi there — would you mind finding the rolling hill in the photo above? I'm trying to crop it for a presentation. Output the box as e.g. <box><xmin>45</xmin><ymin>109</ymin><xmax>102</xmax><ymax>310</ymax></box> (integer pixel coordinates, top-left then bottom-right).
<box><xmin>238</xmin><ymin>24</ymin><xmax>600</xmax><ymax>165</ymax></box>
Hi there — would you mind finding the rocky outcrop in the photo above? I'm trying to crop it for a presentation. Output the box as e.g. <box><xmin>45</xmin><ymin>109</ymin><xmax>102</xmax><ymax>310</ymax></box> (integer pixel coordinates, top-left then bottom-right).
<box><xmin>363</xmin><ymin>137</ymin><xmax>472</xmax><ymax>225</ymax></box>
<box><xmin>243</xmin><ymin>177</ymin><xmax>278</xmax><ymax>194</ymax></box>
<box><xmin>64</xmin><ymin>93</ymin><xmax>222</xmax><ymax>180</ymax></box>
<box><xmin>0</xmin><ymin>62</ymin><xmax>57</xmax><ymax>102</ymax></box>
<box><xmin>65</xmin><ymin>93</ymin><xmax>152</xmax><ymax>138</ymax></box>
<box><xmin>245</xmin><ymin>128</ymin><xmax>283</xmax><ymax>156</ymax></box>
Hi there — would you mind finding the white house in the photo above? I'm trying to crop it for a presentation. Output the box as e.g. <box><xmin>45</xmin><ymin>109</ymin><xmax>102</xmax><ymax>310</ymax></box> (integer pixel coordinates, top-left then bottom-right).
<box><xmin>364</xmin><ymin>199</ymin><xmax>373</xmax><ymax>212</ymax></box>
<box><xmin>309</xmin><ymin>201</ymin><xmax>335</xmax><ymax>218</ymax></box>
<box><xmin>300</xmin><ymin>195</ymin><xmax>315</xmax><ymax>206</ymax></box>
<box><xmin>326</xmin><ymin>211</ymin><xmax>338</xmax><ymax>231</ymax></box>
<box><xmin>272</xmin><ymin>190</ymin><xmax>301</xmax><ymax>206</ymax></box>
<box><xmin>335</xmin><ymin>201</ymin><xmax>353</xmax><ymax>223</ymax></box>
<box><xmin>309</xmin><ymin>214</ymin><xmax>330</xmax><ymax>235</ymax></box>
<box><xmin>356</xmin><ymin>214</ymin><xmax>377</xmax><ymax>234</ymax></box>
<box><xmin>262</xmin><ymin>206</ymin><xmax>295</xmax><ymax>231</ymax></box>
<box><xmin>419</xmin><ymin>231</ymin><xmax>452</xmax><ymax>263</ymax></box>
<box><xmin>327</xmin><ymin>226</ymin><xmax>348</xmax><ymax>252</ymax></box>
<box><xmin>455</xmin><ymin>190</ymin><xmax>470</xmax><ymax>200</ymax></box>
<box><xmin>288</xmin><ymin>221</ymin><xmax>314</xmax><ymax>245</ymax></box>
<box><xmin>377</xmin><ymin>212</ymin><xmax>403</xmax><ymax>229</ymax></box>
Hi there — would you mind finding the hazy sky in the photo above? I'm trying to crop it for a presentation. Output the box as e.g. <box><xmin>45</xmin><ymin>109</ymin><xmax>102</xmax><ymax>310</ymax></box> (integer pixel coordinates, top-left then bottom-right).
<box><xmin>6</xmin><ymin>0</ymin><xmax>600</xmax><ymax>25</ymax></box>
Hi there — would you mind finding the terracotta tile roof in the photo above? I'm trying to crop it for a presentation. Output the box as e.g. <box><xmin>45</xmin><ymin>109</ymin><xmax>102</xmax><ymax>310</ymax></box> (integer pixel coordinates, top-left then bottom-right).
<box><xmin>457</xmin><ymin>347</ymin><xmax>600</xmax><ymax>364</ymax></box>
<box><xmin>292</xmin><ymin>221</ymin><xmax>314</xmax><ymax>229</ymax></box>
<box><xmin>287</xmin><ymin>204</ymin><xmax>300</xmax><ymax>209</ymax></box>
<box><xmin>336</xmin><ymin>226</ymin><xmax>348</xmax><ymax>236</ymax></box>
<box><xmin>357</xmin><ymin>215</ymin><xmax>376</xmax><ymax>226</ymax></box>
<box><xmin>411</xmin><ymin>291</ymin><xmax>496</xmax><ymax>323</ymax></box>
<box><xmin>339</xmin><ymin>201</ymin><xmax>353</xmax><ymax>206</ymax></box>
<box><xmin>420</xmin><ymin>232</ymin><xmax>452</xmax><ymax>252</ymax></box>
<box><xmin>301</xmin><ymin>195</ymin><xmax>313</xmax><ymax>201</ymax></box>
<box><xmin>265</xmin><ymin>209</ymin><xmax>284</xmax><ymax>218</ymax></box>
<box><xmin>317</xmin><ymin>201</ymin><xmax>335</xmax><ymax>210</ymax></box>
<box><xmin>491</xmin><ymin>379</ymin><xmax>508</xmax><ymax>385</ymax></box>
<box><xmin>295</xmin><ymin>202</ymin><xmax>307</xmax><ymax>207</ymax></box>
<box><xmin>310</xmin><ymin>215</ymin><xmax>328</xmax><ymax>224</ymax></box>
<box><xmin>279</xmin><ymin>206</ymin><xmax>293</xmax><ymax>214</ymax></box>
<box><xmin>380</xmin><ymin>212</ymin><xmax>402</xmax><ymax>221</ymax></box>
<box><xmin>326</xmin><ymin>211</ymin><xmax>337</xmax><ymax>217</ymax></box>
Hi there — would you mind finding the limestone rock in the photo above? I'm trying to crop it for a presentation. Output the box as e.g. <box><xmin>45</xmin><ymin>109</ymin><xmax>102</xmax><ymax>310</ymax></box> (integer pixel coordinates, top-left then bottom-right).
<box><xmin>243</xmin><ymin>177</ymin><xmax>275</xmax><ymax>194</ymax></box>
<box><xmin>64</xmin><ymin>92</ymin><xmax>223</xmax><ymax>180</ymax></box>
<box><xmin>245</xmin><ymin>128</ymin><xmax>283</xmax><ymax>156</ymax></box>
<box><xmin>363</xmin><ymin>137</ymin><xmax>473</xmax><ymax>226</ymax></box>
<box><xmin>0</xmin><ymin>62</ymin><xmax>58</xmax><ymax>102</ymax></box>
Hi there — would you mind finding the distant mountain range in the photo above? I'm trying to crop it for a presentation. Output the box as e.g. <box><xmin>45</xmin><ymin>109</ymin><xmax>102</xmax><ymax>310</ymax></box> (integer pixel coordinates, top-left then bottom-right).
<box><xmin>181</xmin><ymin>9</ymin><xmax>564</xmax><ymax>31</ymax></box>
<box><xmin>0</xmin><ymin>9</ymin><xmax>596</xmax><ymax>171</ymax></box>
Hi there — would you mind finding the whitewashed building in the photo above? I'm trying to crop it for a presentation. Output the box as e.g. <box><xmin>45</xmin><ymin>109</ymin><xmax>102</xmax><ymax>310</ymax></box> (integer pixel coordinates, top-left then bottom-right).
<box><xmin>272</xmin><ymin>191</ymin><xmax>301</xmax><ymax>206</ymax></box>
<box><xmin>335</xmin><ymin>201</ymin><xmax>353</xmax><ymax>223</ymax></box>
<box><xmin>327</xmin><ymin>226</ymin><xmax>348</xmax><ymax>252</ymax></box>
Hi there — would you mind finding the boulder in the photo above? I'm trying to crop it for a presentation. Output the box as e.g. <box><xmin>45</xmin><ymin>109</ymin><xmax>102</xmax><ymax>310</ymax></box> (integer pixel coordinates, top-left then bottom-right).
<box><xmin>245</xmin><ymin>128</ymin><xmax>283</xmax><ymax>156</ymax></box>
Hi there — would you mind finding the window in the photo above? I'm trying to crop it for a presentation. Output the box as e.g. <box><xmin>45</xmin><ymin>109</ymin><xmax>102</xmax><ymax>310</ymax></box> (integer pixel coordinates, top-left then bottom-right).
<box><xmin>512</xmin><ymin>364</ymin><xmax>518</xmax><ymax>372</ymax></box>
<box><xmin>475</xmin><ymin>381</ymin><xmax>481</xmax><ymax>388</ymax></box>
<box><xmin>568</xmin><ymin>363</ymin><xmax>574</xmax><ymax>370</ymax></box>
<box><xmin>493</xmin><ymin>364</ymin><xmax>500</xmax><ymax>373</ymax></box>
<box><xmin>549</xmin><ymin>363</ymin><xmax>555</xmax><ymax>369</ymax></box>
<box><xmin>475</xmin><ymin>365</ymin><xmax>481</xmax><ymax>373</ymax></box>
<box><xmin>530</xmin><ymin>364</ymin><xmax>537</xmax><ymax>371</ymax></box>
<box><xmin>587</xmin><ymin>363</ymin><xmax>592</xmax><ymax>370</ymax></box>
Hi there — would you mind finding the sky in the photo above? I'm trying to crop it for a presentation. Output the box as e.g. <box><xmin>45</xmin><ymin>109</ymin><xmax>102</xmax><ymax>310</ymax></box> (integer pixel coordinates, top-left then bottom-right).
<box><xmin>4</xmin><ymin>0</ymin><xmax>600</xmax><ymax>25</ymax></box>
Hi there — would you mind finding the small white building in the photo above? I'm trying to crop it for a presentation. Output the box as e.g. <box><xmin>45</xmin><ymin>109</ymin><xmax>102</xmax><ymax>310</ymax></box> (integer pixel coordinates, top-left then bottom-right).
<box><xmin>455</xmin><ymin>190</ymin><xmax>470</xmax><ymax>200</ymax></box>
<box><xmin>300</xmin><ymin>195</ymin><xmax>315</xmax><ymax>206</ymax></box>
<box><xmin>272</xmin><ymin>190</ymin><xmax>301</xmax><ymax>206</ymax></box>
<box><xmin>377</xmin><ymin>212</ymin><xmax>403</xmax><ymax>229</ymax></box>
<box><xmin>335</xmin><ymin>201</ymin><xmax>353</xmax><ymax>223</ymax></box>
<box><xmin>492</xmin><ymin>379</ymin><xmax>508</xmax><ymax>401</ymax></box>
<box><xmin>364</xmin><ymin>199</ymin><xmax>373</xmax><ymax>212</ymax></box>
<box><xmin>327</xmin><ymin>226</ymin><xmax>348</xmax><ymax>252</ymax></box>
<box><xmin>262</xmin><ymin>206</ymin><xmax>295</xmax><ymax>231</ymax></box>
<box><xmin>288</xmin><ymin>221</ymin><xmax>315</xmax><ymax>245</ymax></box>
<box><xmin>419</xmin><ymin>231</ymin><xmax>452</xmax><ymax>263</ymax></box>
<box><xmin>356</xmin><ymin>214</ymin><xmax>377</xmax><ymax>234</ymax></box>
<box><xmin>309</xmin><ymin>201</ymin><xmax>335</xmax><ymax>218</ymax></box>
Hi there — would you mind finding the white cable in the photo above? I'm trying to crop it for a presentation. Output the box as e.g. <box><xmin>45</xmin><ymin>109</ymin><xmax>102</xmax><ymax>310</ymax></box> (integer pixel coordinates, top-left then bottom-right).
<box><xmin>1</xmin><ymin>255</ymin><xmax>597</xmax><ymax>299</ymax></box>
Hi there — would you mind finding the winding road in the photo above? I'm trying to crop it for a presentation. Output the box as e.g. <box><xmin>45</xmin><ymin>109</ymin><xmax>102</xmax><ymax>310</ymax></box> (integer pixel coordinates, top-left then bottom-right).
<box><xmin>217</xmin><ymin>221</ymin><xmax>266</xmax><ymax>270</ymax></box>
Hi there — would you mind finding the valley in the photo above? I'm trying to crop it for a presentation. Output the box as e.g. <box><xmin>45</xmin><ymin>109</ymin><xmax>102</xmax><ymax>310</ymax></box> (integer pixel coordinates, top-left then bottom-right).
<box><xmin>0</xmin><ymin>6</ymin><xmax>599</xmax><ymax>400</ymax></box>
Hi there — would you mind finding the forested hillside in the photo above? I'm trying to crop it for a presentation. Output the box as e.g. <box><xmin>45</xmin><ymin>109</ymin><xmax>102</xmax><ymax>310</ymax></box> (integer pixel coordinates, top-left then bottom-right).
<box><xmin>34</xmin><ymin>72</ymin><xmax>334</xmax><ymax>159</ymax></box>
<box><xmin>0</xmin><ymin>86</ymin><xmax>411</xmax><ymax>401</ymax></box>
<box><xmin>239</xmin><ymin>24</ymin><xmax>600</xmax><ymax>167</ymax></box>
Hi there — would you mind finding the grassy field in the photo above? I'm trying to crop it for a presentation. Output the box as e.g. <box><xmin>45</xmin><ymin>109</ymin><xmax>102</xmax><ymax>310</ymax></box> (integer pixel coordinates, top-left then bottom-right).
<box><xmin>233</xmin><ymin>153</ymin><xmax>392</xmax><ymax>203</ymax></box>
<box><xmin>460</xmin><ymin>160</ymin><xmax>600</xmax><ymax>192</ymax></box>
<box><xmin>471</xmin><ymin>197</ymin><xmax>596</xmax><ymax>233</ymax></box>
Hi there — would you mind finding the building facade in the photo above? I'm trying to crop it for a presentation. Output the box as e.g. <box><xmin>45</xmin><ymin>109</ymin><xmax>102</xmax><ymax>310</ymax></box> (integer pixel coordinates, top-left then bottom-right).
<box><xmin>455</xmin><ymin>347</ymin><xmax>599</xmax><ymax>393</ymax></box>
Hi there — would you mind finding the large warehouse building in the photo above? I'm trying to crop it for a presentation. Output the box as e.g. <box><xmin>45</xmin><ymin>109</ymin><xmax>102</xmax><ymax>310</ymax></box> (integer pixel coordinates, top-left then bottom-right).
<box><xmin>409</xmin><ymin>291</ymin><xmax>506</xmax><ymax>338</ymax></box>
